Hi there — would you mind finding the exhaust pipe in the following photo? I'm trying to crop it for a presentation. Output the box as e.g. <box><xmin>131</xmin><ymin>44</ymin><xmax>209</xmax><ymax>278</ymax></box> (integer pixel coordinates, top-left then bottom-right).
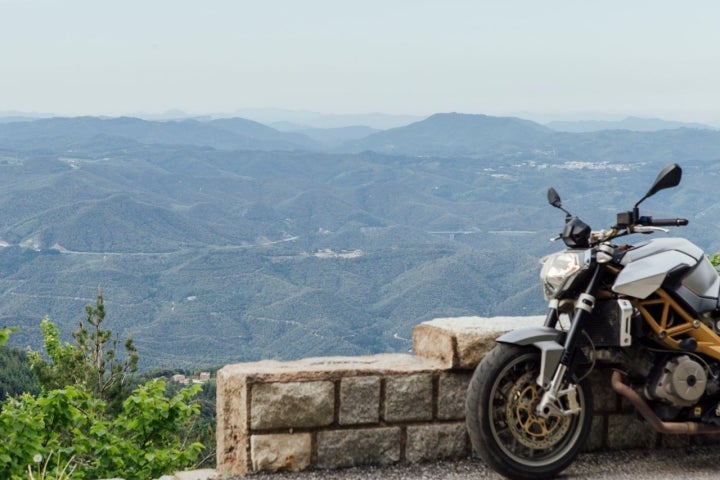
<box><xmin>611</xmin><ymin>370</ymin><xmax>720</xmax><ymax>434</ymax></box>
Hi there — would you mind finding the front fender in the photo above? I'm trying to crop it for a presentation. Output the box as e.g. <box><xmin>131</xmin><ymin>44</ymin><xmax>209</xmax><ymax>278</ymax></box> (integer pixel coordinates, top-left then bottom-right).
<box><xmin>496</xmin><ymin>326</ymin><xmax>564</xmax><ymax>389</ymax></box>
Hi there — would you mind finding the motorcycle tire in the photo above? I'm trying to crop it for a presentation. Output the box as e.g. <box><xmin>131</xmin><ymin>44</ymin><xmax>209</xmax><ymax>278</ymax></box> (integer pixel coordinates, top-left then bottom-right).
<box><xmin>465</xmin><ymin>344</ymin><xmax>593</xmax><ymax>480</ymax></box>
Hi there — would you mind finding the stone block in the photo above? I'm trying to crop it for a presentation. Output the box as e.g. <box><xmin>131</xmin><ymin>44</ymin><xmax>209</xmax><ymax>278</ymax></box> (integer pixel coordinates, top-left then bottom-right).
<box><xmin>406</xmin><ymin>423</ymin><xmax>467</xmax><ymax>462</ymax></box>
<box><xmin>607</xmin><ymin>414</ymin><xmax>656</xmax><ymax>449</ymax></box>
<box><xmin>384</xmin><ymin>374</ymin><xmax>433</xmax><ymax>422</ymax></box>
<box><xmin>251</xmin><ymin>381</ymin><xmax>334</xmax><ymax>429</ymax></box>
<box><xmin>317</xmin><ymin>427</ymin><xmax>401</xmax><ymax>468</ymax></box>
<box><xmin>217</xmin><ymin>353</ymin><xmax>443</xmax><ymax>383</ymax></box>
<box><xmin>413</xmin><ymin>317</ymin><xmax>542</xmax><ymax>369</ymax></box>
<box><xmin>588</xmin><ymin>369</ymin><xmax>618</xmax><ymax>413</ymax></box>
<box><xmin>437</xmin><ymin>372</ymin><xmax>471</xmax><ymax>420</ymax></box>
<box><xmin>339</xmin><ymin>376</ymin><xmax>381</xmax><ymax>425</ymax></box>
<box><xmin>413</xmin><ymin>323</ymin><xmax>456</xmax><ymax>368</ymax></box>
<box><xmin>216</xmin><ymin>366</ymin><xmax>250</xmax><ymax>475</ymax></box>
<box><xmin>250</xmin><ymin>433</ymin><xmax>312</xmax><ymax>472</ymax></box>
<box><xmin>583</xmin><ymin>415</ymin><xmax>605</xmax><ymax>452</ymax></box>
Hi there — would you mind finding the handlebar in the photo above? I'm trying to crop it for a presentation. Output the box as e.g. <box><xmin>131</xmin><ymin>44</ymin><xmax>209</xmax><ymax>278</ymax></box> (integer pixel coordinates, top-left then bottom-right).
<box><xmin>594</xmin><ymin>214</ymin><xmax>690</xmax><ymax>243</ymax></box>
<box><xmin>651</xmin><ymin>218</ymin><xmax>689</xmax><ymax>226</ymax></box>
<box><xmin>639</xmin><ymin>216</ymin><xmax>689</xmax><ymax>227</ymax></box>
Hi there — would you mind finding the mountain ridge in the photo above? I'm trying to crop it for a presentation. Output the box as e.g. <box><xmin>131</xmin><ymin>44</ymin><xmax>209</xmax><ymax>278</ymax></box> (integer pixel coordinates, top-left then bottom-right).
<box><xmin>4</xmin><ymin>113</ymin><xmax>720</xmax><ymax>161</ymax></box>
<box><xmin>3</xmin><ymin>112</ymin><xmax>720</xmax><ymax>369</ymax></box>
<box><xmin>546</xmin><ymin>116</ymin><xmax>718</xmax><ymax>132</ymax></box>
<box><xmin>341</xmin><ymin>112</ymin><xmax>553</xmax><ymax>155</ymax></box>
<box><xmin>0</xmin><ymin>116</ymin><xmax>319</xmax><ymax>152</ymax></box>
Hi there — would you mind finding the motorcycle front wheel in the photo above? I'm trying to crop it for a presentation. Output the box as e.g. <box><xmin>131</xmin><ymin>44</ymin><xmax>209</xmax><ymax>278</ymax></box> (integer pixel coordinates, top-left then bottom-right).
<box><xmin>465</xmin><ymin>344</ymin><xmax>593</xmax><ymax>480</ymax></box>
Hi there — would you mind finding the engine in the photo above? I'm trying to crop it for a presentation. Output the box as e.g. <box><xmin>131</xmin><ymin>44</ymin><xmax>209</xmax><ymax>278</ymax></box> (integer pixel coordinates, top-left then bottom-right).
<box><xmin>645</xmin><ymin>355</ymin><xmax>707</xmax><ymax>407</ymax></box>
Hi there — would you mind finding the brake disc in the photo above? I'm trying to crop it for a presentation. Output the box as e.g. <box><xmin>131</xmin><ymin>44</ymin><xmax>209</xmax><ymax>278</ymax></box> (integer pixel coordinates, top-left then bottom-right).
<box><xmin>504</xmin><ymin>371</ymin><xmax>572</xmax><ymax>449</ymax></box>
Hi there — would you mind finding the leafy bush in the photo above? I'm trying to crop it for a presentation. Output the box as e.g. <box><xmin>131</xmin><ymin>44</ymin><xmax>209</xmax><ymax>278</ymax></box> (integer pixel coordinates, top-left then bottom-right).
<box><xmin>0</xmin><ymin>327</ymin><xmax>14</xmax><ymax>346</ymax></box>
<box><xmin>0</xmin><ymin>381</ymin><xmax>203</xmax><ymax>480</ymax></box>
<box><xmin>29</xmin><ymin>291</ymin><xmax>138</xmax><ymax>414</ymax></box>
<box><xmin>710</xmin><ymin>253</ymin><xmax>720</xmax><ymax>270</ymax></box>
<box><xmin>0</xmin><ymin>294</ymin><xmax>204</xmax><ymax>479</ymax></box>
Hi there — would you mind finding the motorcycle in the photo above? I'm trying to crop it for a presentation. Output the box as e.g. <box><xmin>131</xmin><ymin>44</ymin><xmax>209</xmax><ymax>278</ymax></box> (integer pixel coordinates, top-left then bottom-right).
<box><xmin>465</xmin><ymin>163</ymin><xmax>720</xmax><ymax>479</ymax></box>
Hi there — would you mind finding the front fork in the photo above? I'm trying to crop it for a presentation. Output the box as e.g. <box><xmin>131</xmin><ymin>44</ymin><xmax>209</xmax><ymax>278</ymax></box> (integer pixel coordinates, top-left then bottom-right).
<box><xmin>536</xmin><ymin>264</ymin><xmax>605</xmax><ymax>418</ymax></box>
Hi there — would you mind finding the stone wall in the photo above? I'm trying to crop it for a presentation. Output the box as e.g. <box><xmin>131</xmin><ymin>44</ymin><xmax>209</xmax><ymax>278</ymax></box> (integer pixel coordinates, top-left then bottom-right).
<box><xmin>216</xmin><ymin>352</ymin><xmax>469</xmax><ymax>476</ymax></box>
<box><xmin>215</xmin><ymin>316</ymin><xmax>712</xmax><ymax>477</ymax></box>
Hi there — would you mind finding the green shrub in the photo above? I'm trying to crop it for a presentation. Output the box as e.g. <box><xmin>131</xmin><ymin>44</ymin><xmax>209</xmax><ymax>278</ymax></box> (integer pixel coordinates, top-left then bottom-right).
<box><xmin>0</xmin><ymin>297</ymin><xmax>204</xmax><ymax>480</ymax></box>
<box><xmin>0</xmin><ymin>327</ymin><xmax>17</xmax><ymax>348</ymax></box>
<box><xmin>0</xmin><ymin>381</ymin><xmax>202</xmax><ymax>480</ymax></box>
<box><xmin>710</xmin><ymin>253</ymin><xmax>720</xmax><ymax>270</ymax></box>
<box><xmin>29</xmin><ymin>291</ymin><xmax>138</xmax><ymax>414</ymax></box>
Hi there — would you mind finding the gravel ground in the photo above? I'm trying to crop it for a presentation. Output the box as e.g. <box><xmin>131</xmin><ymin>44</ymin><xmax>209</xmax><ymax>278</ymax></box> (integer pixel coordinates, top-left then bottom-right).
<box><xmin>240</xmin><ymin>446</ymin><xmax>720</xmax><ymax>479</ymax></box>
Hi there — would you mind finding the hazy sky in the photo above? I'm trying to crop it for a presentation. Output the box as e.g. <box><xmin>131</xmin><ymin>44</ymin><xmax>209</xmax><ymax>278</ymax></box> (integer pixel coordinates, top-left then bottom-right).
<box><xmin>2</xmin><ymin>0</ymin><xmax>720</xmax><ymax>123</ymax></box>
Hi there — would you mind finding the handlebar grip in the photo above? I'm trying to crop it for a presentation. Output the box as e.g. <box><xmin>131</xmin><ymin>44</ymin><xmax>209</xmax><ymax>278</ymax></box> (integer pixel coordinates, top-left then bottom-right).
<box><xmin>652</xmin><ymin>218</ymin><xmax>689</xmax><ymax>226</ymax></box>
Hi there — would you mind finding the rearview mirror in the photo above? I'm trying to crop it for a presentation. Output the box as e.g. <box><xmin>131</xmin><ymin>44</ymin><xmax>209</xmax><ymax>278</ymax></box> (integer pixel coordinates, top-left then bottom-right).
<box><xmin>547</xmin><ymin>187</ymin><xmax>562</xmax><ymax>208</ymax></box>
<box><xmin>646</xmin><ymin>163</ymin><xmax>682</xmax><ymax>198</ymax></box>
<box><xmin>547</xmin><ymin>187</ymin><xmax>573</xmax><ymax>217</ymax></box>
<box><xmin>636</xmin><ymin>164</ymin><xmax>682</xmax><ymax>207</ymax></box>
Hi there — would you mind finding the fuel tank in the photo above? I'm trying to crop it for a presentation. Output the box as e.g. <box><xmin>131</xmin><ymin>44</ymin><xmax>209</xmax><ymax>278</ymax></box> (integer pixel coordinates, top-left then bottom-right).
<box><xmin>613</xmin><ymin>238</ymin><xmax>720</xmax><ymax>313</ymax></box>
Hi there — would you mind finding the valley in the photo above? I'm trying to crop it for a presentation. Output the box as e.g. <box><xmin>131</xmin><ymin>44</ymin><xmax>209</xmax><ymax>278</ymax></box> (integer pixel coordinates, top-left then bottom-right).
<box><xmin>1</xmin><ymin>113</ymin><xmax>719</xmax><ymax>369</ymax></box>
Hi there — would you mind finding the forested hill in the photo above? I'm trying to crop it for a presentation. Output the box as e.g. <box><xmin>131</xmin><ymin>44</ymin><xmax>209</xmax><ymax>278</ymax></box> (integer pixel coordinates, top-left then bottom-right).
<box><xmin>4</xmin><ymin>113</ymin><xmax>720</xmax><ymax>159</ymax></box>
<box><xmin>339</xmin><ymin>113</ymin><xmax>554</xmax><ymax>155</ymax></box>
<box><xmin>0</xmin><ymin>116</ymin><xmax>319</xmax><ymax>151</ymax></box>
<box><xmin>1</xmin><ymin>113</ymin><xmax>720</xmax><ymax>369</ymax></box>
<box><xmin>340</xmin><ymin>112</ymin><xmax>720</xmax><ymax>160</ymax></box>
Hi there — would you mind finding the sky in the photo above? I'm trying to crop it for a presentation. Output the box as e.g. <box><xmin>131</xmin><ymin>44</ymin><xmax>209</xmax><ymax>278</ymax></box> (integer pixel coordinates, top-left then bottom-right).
<box><xmin>2</xmin><ymin>0</ymin><xmax>720</xmax><ymax>124</ymax></box>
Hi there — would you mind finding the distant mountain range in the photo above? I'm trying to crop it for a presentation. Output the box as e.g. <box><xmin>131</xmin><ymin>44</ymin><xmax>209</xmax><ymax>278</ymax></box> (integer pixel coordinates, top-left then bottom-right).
<box><xmin>339</xmin><ymin>113</ymin><xmax>720</xmax><ymax>160</ymax></box>
<box><xmin>2</xmin><ymin>112</ymin><xmax>720</xmax><ymax>369</ymax></box>
<box><xmin>0</xmin><ymin>116</ymin><xmax>319</xmax><ymax>152</ymax></box>
<box><xmin>546</xmin><ymin>116</ymin><xmax>717</xmax><ymax>132</ymax></box>
<box><xmin>232</xmin><ymin>109</ymin><xmax>424</xmax><ymax>130</ymax></box>
<box><xmin>3</xmin><ymin>113</ymin><xmax>720</xmax><ymax>160</ymax></box>
<box><xmin>0</xmin><ymin>109</ymin><xmax>425</xmax><ymax>130</ymax></box>
<box><xmin>340</xmin><ymin>113</ymin><xmax>553</xmax><ymax>155</ymax></box>
<box><xmin>270</xmin><ymin>122</ymin><xmax>380</xmax><ymax>147</ymax></box>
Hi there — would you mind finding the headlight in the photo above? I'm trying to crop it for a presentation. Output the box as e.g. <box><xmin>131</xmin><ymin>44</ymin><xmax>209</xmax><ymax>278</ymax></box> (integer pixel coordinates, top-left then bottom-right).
<box><xmin>540</xmin><ymin>250</ymin><xmax>591</xmax><ymax>299</ymax></box>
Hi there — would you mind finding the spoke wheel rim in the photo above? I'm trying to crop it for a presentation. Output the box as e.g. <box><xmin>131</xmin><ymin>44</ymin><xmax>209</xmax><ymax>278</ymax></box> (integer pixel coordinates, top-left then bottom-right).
<box><xmin>488</xmin><ymin>352</ymin><xmax>586</xmax><ymax>467</ymax></box>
